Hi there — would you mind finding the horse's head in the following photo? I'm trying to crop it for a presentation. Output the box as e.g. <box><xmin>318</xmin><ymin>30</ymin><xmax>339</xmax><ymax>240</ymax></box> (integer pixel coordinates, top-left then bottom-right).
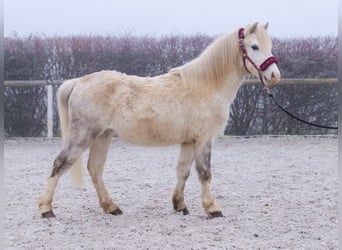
<box><xmin>239</xmin><ymin>22</ymin><xmax>281</xmax><ymax>90</ymax></box>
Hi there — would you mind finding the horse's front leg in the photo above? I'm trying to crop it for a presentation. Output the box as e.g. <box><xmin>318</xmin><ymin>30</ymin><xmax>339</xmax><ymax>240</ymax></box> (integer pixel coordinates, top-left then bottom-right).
<box><xmin>172</xmin><ymin>142</ymin><xmax>195</xmax><ymax>215</ymax></box>
<box><xmin>195</xmin><ymin>141</ymin><xmax>223</xmax><ymax>218</ymax></box>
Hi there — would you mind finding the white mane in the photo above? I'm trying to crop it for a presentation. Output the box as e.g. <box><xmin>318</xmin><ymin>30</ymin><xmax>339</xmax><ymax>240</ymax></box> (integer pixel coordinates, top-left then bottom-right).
<box><xmin>176</xmin><ymin>30</ymin><xmax>241</xmax><ymax>87</ymax></box>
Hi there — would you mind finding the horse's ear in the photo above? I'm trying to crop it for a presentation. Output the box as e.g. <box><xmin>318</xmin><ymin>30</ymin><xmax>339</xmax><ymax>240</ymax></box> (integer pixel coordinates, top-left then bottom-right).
<box><xmin>264</xmin><ymin>22</ymin><xmax>269</xmax><ymax>30</ymax></box>
<box><xmin>247</xmin><ymin>22</ymin><xmax>258</xmax><ymax>34</ymax></box>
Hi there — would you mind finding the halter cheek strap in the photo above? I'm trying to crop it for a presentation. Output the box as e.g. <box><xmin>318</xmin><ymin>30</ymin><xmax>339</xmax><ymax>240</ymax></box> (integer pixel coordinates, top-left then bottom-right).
<box><xmin>238</xmin><ymin>28</ymin><xmax>279</xmax><ymax>86</ymax></box>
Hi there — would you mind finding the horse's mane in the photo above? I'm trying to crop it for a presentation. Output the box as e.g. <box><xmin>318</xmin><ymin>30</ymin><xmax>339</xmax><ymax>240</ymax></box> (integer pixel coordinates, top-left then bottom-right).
<box><xmin>174</xmin><ymin>30</ymin><xmax>241</xmax><ymax>88</ymax></box>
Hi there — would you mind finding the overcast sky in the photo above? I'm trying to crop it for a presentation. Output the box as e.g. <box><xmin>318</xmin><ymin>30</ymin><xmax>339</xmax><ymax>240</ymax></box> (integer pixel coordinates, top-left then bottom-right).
<box><xmin>4</xmin><ymin>0</ymin><xmax>338</xmax><ymax>38</ymax></box>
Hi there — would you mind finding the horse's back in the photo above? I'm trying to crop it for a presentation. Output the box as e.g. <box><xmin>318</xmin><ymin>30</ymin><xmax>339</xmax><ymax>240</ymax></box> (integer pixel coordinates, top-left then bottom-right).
<box><xmin>63</xmin><ymin>70</ymin><xmax>188</xmax><ymax>145</ymax></box>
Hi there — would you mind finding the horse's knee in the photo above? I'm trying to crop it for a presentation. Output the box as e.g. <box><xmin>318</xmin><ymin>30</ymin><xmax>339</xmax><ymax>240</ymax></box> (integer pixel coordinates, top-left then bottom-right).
<box><xmin>195</xmin><ymin>155</ymin><xmax>212</xmax><ymax>182</ymax></box>
<box><xmin>194</xmin><ymin>141</ymin><xmax>212</xmax><ymax>182</ymax></box>
<box><xmin>196</xmin><ymin>165</ymin><xmax>212</xmax><ymax>182</ymax></box>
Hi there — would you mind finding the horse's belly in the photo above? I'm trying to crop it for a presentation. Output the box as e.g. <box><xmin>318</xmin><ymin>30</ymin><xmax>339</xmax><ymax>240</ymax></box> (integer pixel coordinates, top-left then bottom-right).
<box><xmin>113</xmin><ymin>116</ymin><xmax>186</xmax><ymax>146</ymax></box>
<box><xmin>117</xmin><ymin>128</ymin><xmax>184</xmax><ymax>146</ymax></box>
<box><xmin>119</xmin><ymin>133</ymin><xmax>182</xmax><ymax>146</ymax></box>
<box><xmin>112</xmin><ymin>112</ymin><xmax>226</xmax><ymax>147</ymax></box>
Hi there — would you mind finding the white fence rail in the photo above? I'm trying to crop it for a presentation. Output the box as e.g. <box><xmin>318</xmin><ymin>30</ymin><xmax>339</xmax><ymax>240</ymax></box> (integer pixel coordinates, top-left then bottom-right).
<box><xmin>4</xmin><ymin>78</ymin><xmax>338</xmax><ymax>138</ymax></box>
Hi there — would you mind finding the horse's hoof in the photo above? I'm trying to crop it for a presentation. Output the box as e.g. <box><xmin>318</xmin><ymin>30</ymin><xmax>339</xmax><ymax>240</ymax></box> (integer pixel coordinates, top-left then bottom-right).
<box><xmin>208</xmin><ymin>211</ymin><xmax>223</xmax><ymax>218</ymax></box>
<box><xmin>110</xmin><ymin>208</ymin><xmax>123</xmax><ymax>216</ymax></box>
<box><xmin>181</xmin><ymin>207</ymin><xmax>190</xmax><ymax>215</ymax></box>
<box><xmin>41</xmin><ymin>211</ymin><xmax>56</xmax><ymax>218</ymax></box>
<box><xmin>175</xmin><ymin>207</ymin><xmax>189</xmax><ymax>215</ymax></box>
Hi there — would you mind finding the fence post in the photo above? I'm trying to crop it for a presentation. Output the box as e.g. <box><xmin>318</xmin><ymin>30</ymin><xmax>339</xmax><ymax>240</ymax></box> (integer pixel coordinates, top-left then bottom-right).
<box><xmin>46</xmin><ymin>84</ymin><xmax>53</xmax><ymax>138</ymax></box>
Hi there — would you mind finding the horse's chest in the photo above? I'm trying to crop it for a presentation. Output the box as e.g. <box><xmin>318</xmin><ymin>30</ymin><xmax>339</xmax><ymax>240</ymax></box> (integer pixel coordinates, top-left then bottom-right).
<box><xmin>186</xmin><ymin>100</ymin><xmax>229</xmax><ymax>135</ymax></box>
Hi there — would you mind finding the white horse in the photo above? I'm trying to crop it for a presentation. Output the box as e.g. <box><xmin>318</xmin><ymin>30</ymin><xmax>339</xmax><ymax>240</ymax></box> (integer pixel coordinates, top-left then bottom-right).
<box><xmin>39</xmin><ymin>22</ymin><xmax>280</xmax><ymax>218</ymax></box>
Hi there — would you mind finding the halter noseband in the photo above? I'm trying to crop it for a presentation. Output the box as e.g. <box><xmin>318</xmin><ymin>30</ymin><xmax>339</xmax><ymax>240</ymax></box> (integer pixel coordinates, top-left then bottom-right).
<box><xmin>238</xmin><ymin>28</ymin><xmax>278</xmax><ymax>88</ymax></box>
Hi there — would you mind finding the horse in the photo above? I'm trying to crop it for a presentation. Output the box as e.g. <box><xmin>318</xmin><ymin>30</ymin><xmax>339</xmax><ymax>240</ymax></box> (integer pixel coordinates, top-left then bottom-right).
<box><xmin>39</xmin><ymin>22</ymin><xmax>280</xmax><ymax>219</ymax></box>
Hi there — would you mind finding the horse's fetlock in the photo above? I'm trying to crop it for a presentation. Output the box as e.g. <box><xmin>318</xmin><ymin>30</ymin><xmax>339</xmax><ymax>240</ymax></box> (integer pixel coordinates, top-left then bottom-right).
<box><xmin>204</xmin><ymin>202</ymin><xmax>222</xmax><ymax>218</ymax></box>
<box><xmin>198</xmin><ymin>171</ymin><xmax>211</xmax><ymax>182</ymax></box>
<box><xmin>172</xmin><ymin>191</ymin><xmax>186</xmax><ymax>211</ymax></box>
<box><xmin>101</xmin><ymin>200</ymin><xmax>120</xmax><ymax>215</ymax></box>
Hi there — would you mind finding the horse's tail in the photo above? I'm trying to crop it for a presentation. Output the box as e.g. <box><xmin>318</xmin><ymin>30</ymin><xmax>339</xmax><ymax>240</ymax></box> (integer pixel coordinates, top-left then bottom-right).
<box><xmin>57</xmin><ymin>79</ymin><xmax>84</xmax><ymax>187</ymax></box>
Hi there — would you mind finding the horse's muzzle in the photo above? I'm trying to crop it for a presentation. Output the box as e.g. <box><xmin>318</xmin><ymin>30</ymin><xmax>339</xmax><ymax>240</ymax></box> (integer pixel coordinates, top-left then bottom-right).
<box><xmin>264</xmin><ymin>70</ymin><xmax>281</xmax><ymax>86</ymax></box>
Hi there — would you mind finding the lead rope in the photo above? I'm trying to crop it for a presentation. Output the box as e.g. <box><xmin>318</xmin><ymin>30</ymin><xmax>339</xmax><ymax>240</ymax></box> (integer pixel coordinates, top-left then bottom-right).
<box><xmin>267</xmin><ymin>91</ymin><xmax>338</xmax><ymax>130</ymax></box>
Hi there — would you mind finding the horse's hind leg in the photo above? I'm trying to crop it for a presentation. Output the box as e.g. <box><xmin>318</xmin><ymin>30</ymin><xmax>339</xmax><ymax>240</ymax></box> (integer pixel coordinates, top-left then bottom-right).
<box><xmin>38</xmin><ymin>130</ymin><xmax>92</xmax><ymax>218</ymax></box>
<box><xmin>172</xmin><ymin>142</ymin><xmax>195</xmax><ymax>215</ymax></box>
<box><xmin>87</xmin><ymin>130</ymin><xmax>122</xmax><ymax>215</ymax></box>
<box><xmin>194</xmin><ymin>141</ymin><xmax>223</xmax><ymax>218</ymax></box>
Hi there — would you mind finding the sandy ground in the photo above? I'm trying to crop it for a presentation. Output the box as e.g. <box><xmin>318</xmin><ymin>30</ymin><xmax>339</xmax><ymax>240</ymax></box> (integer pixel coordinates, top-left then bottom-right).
<box><xmin>4</xmin><ymin>136</ymin><xmax>338</xmax><ymax>249</ymax></box>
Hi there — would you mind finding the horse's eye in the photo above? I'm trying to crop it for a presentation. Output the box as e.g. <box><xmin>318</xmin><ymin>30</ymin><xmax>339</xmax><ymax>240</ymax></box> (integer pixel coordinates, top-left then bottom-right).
<box><xmin>251</xmin><ymin>45</ymin><xmax>259</xmax><ymax>51</ymax></box>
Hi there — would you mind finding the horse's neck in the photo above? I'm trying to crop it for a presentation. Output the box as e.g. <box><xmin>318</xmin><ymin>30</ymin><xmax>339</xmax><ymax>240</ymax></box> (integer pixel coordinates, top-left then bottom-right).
<box><xmin>179</xmin><ymin>30</ymin><xmax>246</xmax><ymax>99</ymax></box>
<box><xmin>220</xmin><ymin>71</ymin><xmax>246</xmax><ymax>102</ymax></box>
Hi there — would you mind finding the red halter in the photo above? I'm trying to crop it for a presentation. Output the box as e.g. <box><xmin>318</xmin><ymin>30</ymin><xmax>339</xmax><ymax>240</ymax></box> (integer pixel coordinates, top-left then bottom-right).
<box><xmin>238</xmin><ymin>28</ymin><xmax>278</xmax><ymax>87</ymax></box>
